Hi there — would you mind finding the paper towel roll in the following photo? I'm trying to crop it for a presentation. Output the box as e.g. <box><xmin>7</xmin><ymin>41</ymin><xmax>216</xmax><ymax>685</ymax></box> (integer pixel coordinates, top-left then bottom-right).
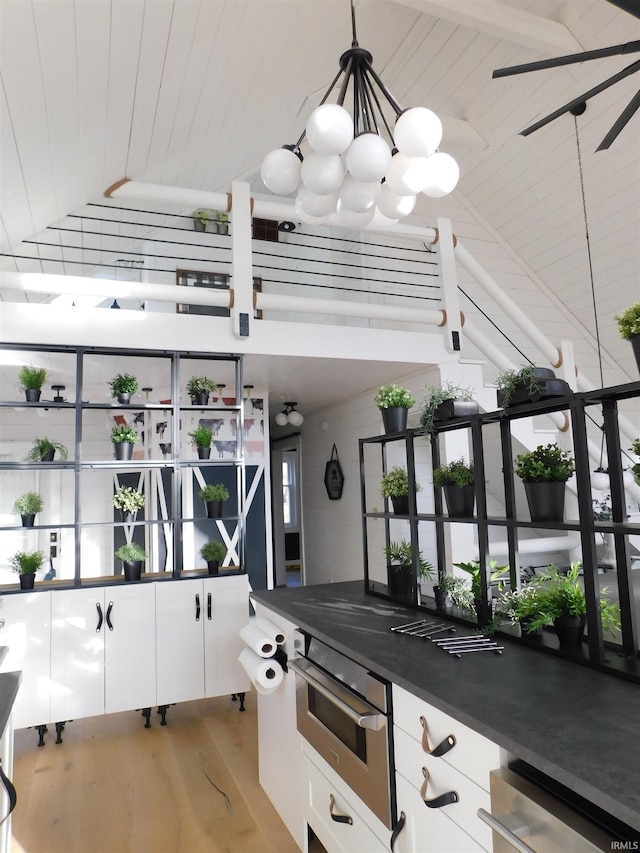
<box><xmin>254</xmin><ymin>616</ymin><xmax>286</xmax><ymax>646</ymax></box>
<box><xmin>239</xmin><ymin>647</ymin><xmax>284</xmax><ymax>695</ymax></box>
<box><xmin>239</xmin><ymin>620</ymin><xmax>276</xmax><ymax>658</ymax></box>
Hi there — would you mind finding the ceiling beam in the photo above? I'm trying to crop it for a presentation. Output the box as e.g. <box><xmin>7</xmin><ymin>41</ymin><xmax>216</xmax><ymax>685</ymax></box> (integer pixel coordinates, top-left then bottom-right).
<box><xmin>389</xmin><ymin>0</ymin><xmax>583</xmax><ymax>54</ymax></box>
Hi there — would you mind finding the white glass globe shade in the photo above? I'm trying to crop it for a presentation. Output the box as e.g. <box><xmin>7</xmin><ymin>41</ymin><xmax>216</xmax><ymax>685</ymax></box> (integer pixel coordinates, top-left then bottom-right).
<box><xmin>275</xmin><ymin>411</ymin><xmax>288</xmax><ymax>426</ymax></box>
<box><xmin>301</xmin><ymin>152</ymin><xmax>344</xmax><ymax>194</ymax></box>
<box><xmin>297</xmin><ymin>186</ymin><xmax>338</xmax><ymax>217</ymax></box>
<box><xmin>306</xmin><ymin>104</ymin><xmax>354</xmax><ymax>155</ymax></box>
<box><xmin>370</xmin><ymin>209</ymin><xmax>399</xmax><ymax>227</ymax></box>
<box><xmin>377</xmin><ymin>184</ymin><xmax>416</xmax><ymax>219</ymax></box>
<box><xmin>260</xmin><ymin>147</ymin><xmax>302</xmax><ymax>195</ymax></box>
<box><xmin>345</xmin><ymin>132</ymin><xmax>392</xmax><ymax>183</ymax></box>
<box><xmin>421</xmin><ymin>152</ymin><xmax>460</xmax><ymax>198</ymax></box>
<box><xmin>294</xmin><ymin>196</ymin><xmax>331</xmax><ymax>225</ymax></box>
<box><xmin>336</xmin><ymin>199</ymin><xmax>375</xmax><ymax>229</ymax></box>
<box><xmin>384</xmin><ymin>152</ymin><xmax>430</xmax><ymax>195</ymax></box>
<box><xmin>623</xmin><ymin>468</ymin><xmax>635</xmax><ymax>487</ymax></box>
<box><xmin>288</xmin><ymin>410</ymin><xmax>304</xmax><ymax>427</ymax></box>
<box><xmin>394</xmin><ymin>107</ymin><xmax>442</xmax><ymax>157</ymax></box>
<box><xmin>591</xmin><ymin>470</ymin><xmax>610</xmax><ymax>491</ymax></box>
<box><xmin>338</xmin><ymin>175</ymin><xmax>381</xmax><ymax>212</ymax></box>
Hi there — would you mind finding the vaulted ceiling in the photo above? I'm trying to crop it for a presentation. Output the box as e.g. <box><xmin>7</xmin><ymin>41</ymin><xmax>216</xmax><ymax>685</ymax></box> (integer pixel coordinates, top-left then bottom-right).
<box><xmin>1</xmin><ymin>0</ymin><xmax>639</xmax><ymax>403</ymax></box>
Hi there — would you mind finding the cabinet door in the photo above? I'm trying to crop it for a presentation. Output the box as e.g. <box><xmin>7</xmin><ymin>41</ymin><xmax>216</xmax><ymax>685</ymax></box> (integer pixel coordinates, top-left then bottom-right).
<box><xmin>0</xmin><ymin>591</ymin><xmax>51</xmax><ymax>729</ymax></box>
<box><xmin>203</xmin><ymin>575</ymin><xmax>251</xmax><ymax>698</ymax></box>
<box><xmin>104</xmin><ymin>585</ymin><xmax>156</xmax><ymax>714</ymax></box>
<box><xmin>155</xmin><ymin>579</ymin><xmax>205</xmax><ymax>705</ymax></box>
<box><xmin>50</xmin><ymin>589</ymin><xmax>105</xmax><ymax>721</ymax></box>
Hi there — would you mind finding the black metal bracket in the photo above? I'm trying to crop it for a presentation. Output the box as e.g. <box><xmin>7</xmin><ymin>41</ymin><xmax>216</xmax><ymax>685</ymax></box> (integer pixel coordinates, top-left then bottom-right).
<box><xmin>231</xmin><ymin>692</ymin><xmax>246</xmax><ymax>712</ymax></box>
<box><xmin>272</xmin><ymin>646</ymin><xmax>288</xmax><ymax>673</ymax></box>
<box><xmin>35</xmin><ymin>724</ymin><xmax>47</xmax><ymax>748</ymax></box>
<box><xmin>55</xmin><ymin>721</ymin><xmax>66</xmax><ymax>744</ymax></box>
<box><xmin>157</xmin><ymin>705</ymin><xmax>173</xmax><ymax>726</ymax></box>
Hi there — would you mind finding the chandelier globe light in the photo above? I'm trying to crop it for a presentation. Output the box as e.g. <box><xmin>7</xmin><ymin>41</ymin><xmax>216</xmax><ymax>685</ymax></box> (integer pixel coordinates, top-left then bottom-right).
<box><xmin>275</xmin><ymin>402</ymin><xmax>304</xmax><ymax>427</ymax></box>
<box><xmin>260</xmin><ymin>0</ymin><xmax>459</xmax><ymax>227</ymax></box>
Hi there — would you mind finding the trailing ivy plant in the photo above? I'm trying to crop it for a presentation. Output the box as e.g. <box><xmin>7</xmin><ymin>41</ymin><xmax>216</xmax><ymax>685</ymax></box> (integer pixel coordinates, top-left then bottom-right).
<box><xmin>419</xmin><ymin>382</ymin><xmax>474</xmax><ymax>434</ymax></box>
<box><xmin>24</xmin><ymin>437</ymin><xmax>68</xmax><ymax>461</ymax></box>
<box><xmin>495</xmin><ymin>365</ymin><xmax>542</xmax><ymax>410</ymax></box>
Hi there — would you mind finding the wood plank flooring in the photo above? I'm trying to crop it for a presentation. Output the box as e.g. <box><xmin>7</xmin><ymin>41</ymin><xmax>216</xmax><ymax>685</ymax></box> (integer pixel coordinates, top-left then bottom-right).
<box><xmin>10</xmin><ymin>692</ymin><xmax>299</xmax><ymax>853</ymax></box>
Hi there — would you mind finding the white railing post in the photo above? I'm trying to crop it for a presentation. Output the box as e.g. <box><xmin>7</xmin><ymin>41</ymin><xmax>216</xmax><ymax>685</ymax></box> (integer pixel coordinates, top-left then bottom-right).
<box><xmin>230</xmin><ymin>181</ymin><xmax>254</xmax><ymax>339</ymax></box>
<box><xmin>436</xmin><ymin>218</ymin><xmax>462</xmax><ymax>354</ymax></box>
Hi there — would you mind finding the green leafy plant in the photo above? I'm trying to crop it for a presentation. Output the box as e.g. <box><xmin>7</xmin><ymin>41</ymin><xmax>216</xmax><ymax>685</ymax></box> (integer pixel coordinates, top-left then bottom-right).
<box><xmin>419</xmin><ymin>382</ymin><xmax>474</xmax><ymax>434</ymax></box>
<box><xmin>199</xmin><ymin>483</ymin><xmax>230</xmax><ymax>503</ymax></box>
<box><xmin>614</xmin><ymin>301</ymin><xmax>640</xmax><ymax>340</ymax></box>
<box><xmin>495</xmin><ymin>365</ymin><xmax>542</xmax><ymax>410</ymax></box>
<box><xmin>193</xmin><ymin>209</ymin><xmax>210</xmax><ymax>226</ymax></box>
<box><xmin>216</xmin><ymin>211</ymin><xmax>229</xmax><ymax>224</ymax></box>
<box><xmin>433</xmin><ymin>458</ymin><xmax>474</xmax><ymax>488</ymax></box>
<box><xmin>630</xmin><ymin>439</ymin><xmax>640</xmax><ymax>486</ymax></box>
<box><xmin>186</xmin><ymin>376</ymin><xmax>217</xmax><ymax>397</ymax></box>
<box><xmin>437</xmin><ymin>574</ymin><xmax>474</xmax><ymax>610</ymax></box>
<box><xmin>375</xmin><ymin>384</ymin><xmax>415</xmax><ymax>409</ymax></box>
<box><xmin>110</xmin><ymin>424</ymin><xmax>139</xmax><ymax>444</ymax></box>
<box><xmin>453</xmin><ymin>559</ymin><xmax>509</xmax><ymax>600</ymax></box>
<box><xmin>383</xmin><ymin>540</ymin><xmax>433</xmax><ymax>579</ymax></box>
<box><xmin>13</xmin><ymin>492</ymin><xmax>44</xmax><ymax>515</ymax></box>
<box><xmin>18</xmin><ymin>365</ymin><xmax>48</xmax><ymax>391</ymax></box>
<box><xmin>515</xmin><ymin>443</ymin><xmax>575</xmax><ymax>483</ymax></box>
<box><xmin>380</xmin><ymin>466</ymin><xmax>420</xmax><ymax>498</ymax></box>
<box><xmin>10</xmin><ymin>550</ymin><xmax>44</xmax><ymax>575</ymax></box>
<box><xmin>112</xmin><ymin>486</ymin><xmax>145</xmax><ymax>513</ymax></box>
<box><xmin>115</xmin><ymin>543</ymin><xmax>147</xmax><ymax>563</ymax></box>
<box><xmin>201</xmin><ymin>541</ymin><xmax>227</xmax><ymax>562</ymax></box>
<box><xmin>493</xmin><ymin>583</ymin><xmax>542</xmax><ymax>625</ymax></box>
<box><xmin>108</xmin><ymin>373</ymin><xmax>139</xmax><ymax>397</ymax></box>
<box><xmin>24</xmin><ymin>437</ymin><xmax>68</xmax><ymax>461</ymax></box>
<box><xmin>188</xmin><ymin>425</ymin><xmax>214</xmax><ymax>448</ymax></box>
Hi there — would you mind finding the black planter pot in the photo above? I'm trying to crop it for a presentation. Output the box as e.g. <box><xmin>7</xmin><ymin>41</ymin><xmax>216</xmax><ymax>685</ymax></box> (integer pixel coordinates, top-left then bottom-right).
<box><xmin>631</xmin><ymin>334</ymin><xmax>640</xmax><ymax>377</ymax></box>
<box><xmin>390</xmin><ymin>495</ymin><xmax>409</xmax><ymax>515</ymax></box>
<box><xmin>19</xmin><ymin>573</ymin><xmax>36</xmax><ymax>590</ymax></box>
<box><xmin>25</xmin><ymin>389</ymin><xmax>41</xmax><ymax>402</ymax></box>
<box><xmin>117</xmin><ymin>392</ymin><xmax>131</xmax><ymax>404</ymax></box>
<box><xmin>388</xmin><ymin>565</ymin><xmax>413</xmax><ymax>597</ymax></box>
<box><xmin>207</xmin><ymin>560</ymin><xmax>220</xmax><ymax>575</ymax></box>
<box><xmin>205</xmin><ymin>500</ymin><xmax>224</xmax><ymax>519</ymax></box>
<box><xmin>443</xmin><ymin>484</ymin><xmax>475</xmax><ymax>517</ymax></box>
<box><xmin>123</xmin><ymin>560</ymin><xmax>142</xmax><ymax>582</ymax></box>
<box><xmin>434</xmin><ymin>398</ymin><xmax>479</xmax><ymax>424</ymax></box>
<box><xmin>553</xmin><ymin>615</ymin><xmax>585</xmax><ymax>648</ymax></box>
<box><xmin>497</xmin><ymin>368</ymin><xmax>571</xmax><ymax>408</ymax></box>
<box><xmin>524</xmin><ymin>480</ymin><xmax>566</xmax><ymax>523</ymax></box>
<box><xmin>114</xmin><ymin>441</ymin><xmax>133</xmax><ymax>461</ymax></box>
<box><xmin>21</xmin><ymin>514</ymin><xmax>36</xmax><ymax>528</ymax></box>
<box><xmin>197</xmin><ymin>446</ymin><xmax>211</xmax><ymax>460</ymax></box>
<box><xmin>433</xmin><ymin>585</ymin><xmax>449</xmax><ymax>609</ymax></box>
<box><xmin>519</xmin><ymin>617</ymin><xmax>542</xmax><ymax>638</ymax></box>
<box><xmin>191</xmin><ymin>392</ymin><xmax>209</xmax><ymax>406</ymax></box>
<box><xmin>193</xmin><ymin>219</ymin><xmax>206</xmax><ymax>232</ymax></box>
<box><xmin>381</xmin><ymin>406</ymin><xmax>408</xmax><ymax>434</ymax></box>
<box><xmin>41</xmin><ymin>448</ymin><xmax>55</xmax><ymax>462</ymax></box>
<box><xmin>474</xmin><ymin>598</ymin><xmax>492</xmax><ymax>628</ymax></box>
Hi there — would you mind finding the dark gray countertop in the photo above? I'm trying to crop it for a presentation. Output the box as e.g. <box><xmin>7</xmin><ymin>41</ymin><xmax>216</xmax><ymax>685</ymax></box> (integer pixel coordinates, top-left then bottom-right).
<box><xmin>251</xmin><ymin>581</ymin><xmax>640</xmax><ymax>834</ymax></box>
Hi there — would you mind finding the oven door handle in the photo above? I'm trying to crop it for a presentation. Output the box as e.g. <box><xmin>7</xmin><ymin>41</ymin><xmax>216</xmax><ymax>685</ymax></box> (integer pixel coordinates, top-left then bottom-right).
<box><xmin>289</xmin><ymin>660</ymin><xmax>385</xmax><ymax>731</ymax></box>
<box><xmin>477</xmin><ymin>808</ymin><xmax>536</xmax><ymax>853</ymax></box>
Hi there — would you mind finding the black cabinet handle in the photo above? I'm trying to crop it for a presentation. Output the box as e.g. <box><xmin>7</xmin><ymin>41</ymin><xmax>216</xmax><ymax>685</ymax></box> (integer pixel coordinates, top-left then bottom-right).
<box><xmin>0</xmin><ymin>758</ymin><xmax>17</xmax><ymax>826</ymax></box>
<box><xmin>420</xmin><ymin>715</ymin><xmax>456</xmax><ymax>757</ymax></box>
<box><xmin>420</xmin><ymin>766</ymin><xmax>458</xmax><ymax>809</ymax></box>
<box><xmin>106</xmin><ymin>601</ymin><xmax>114</xmax><ymax>631</ymax></box>
<box><xmin>96</xmin><ymin>602</ymin><xmax>103</xmax><ymax>633</ymax></box>
<box><xmin>195</xmin><ymin>594</ymin><xmax>201</xmax><ymax>621</ymax></box>
<box><xmin>207</xmin><ymin>592</ymin><xmax>212</xmax><ymax>620</ymax></box>
<box><xmin>329</xmin><ymin>794</ymin><xmax>352</xmax><ymax>825</ymax></box>
<box><xmin>390</xmin><ymin>811</ymin><xmax>406</xmax><ymax>852</ymax></box>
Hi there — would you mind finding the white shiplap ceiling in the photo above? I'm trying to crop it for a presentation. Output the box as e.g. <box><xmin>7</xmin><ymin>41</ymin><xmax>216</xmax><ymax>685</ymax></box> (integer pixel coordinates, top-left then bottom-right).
<box><xmin>0</xmin><ymin>0</ymin><xmax>639</xmax><ymax>411</ymax></box>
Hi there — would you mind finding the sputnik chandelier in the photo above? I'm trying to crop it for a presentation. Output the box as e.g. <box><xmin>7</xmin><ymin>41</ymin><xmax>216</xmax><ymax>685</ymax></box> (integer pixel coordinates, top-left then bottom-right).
<box><xmin>260</xmin><ymin>0</ymin><xmax>459</xmax><ymax>229</ymax></box>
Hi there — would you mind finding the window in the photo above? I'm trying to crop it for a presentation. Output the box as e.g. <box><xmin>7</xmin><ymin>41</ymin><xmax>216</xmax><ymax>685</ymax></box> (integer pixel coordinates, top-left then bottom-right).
<box><xmin>282</xmin><ymin>452</ymin><xmax>298</xmax><ymax>528</ymax></box>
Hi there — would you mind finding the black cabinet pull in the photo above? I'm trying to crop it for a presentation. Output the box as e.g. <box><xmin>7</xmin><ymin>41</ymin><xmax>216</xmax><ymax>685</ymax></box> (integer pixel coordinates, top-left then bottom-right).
<box><xmin>0</xmin><ymin>758</ymin><xmax>17</xmax><ymax>826</ymax></box>
<box><xmin>106</xmin><ymin>601</ymin><xmax>114</xmax><ymax>631</ymax></box>
<box><xmin>329</xmin><ymin>794</ymin><xmax>352</xmax><ymax>825</ymax></box>
<box><xmin>420</xmin><ymin>715</ymin><xmax>456</xmax><ymax>757</ymax></box>
<box><xmin>420</xmin><ymin>766</ymin><xmax>458</xmax><ymax>809</ymax></box>
<box><xmin>95</xmin><ymin>602</ymin><xmax>103</xmax><ymax>633</ymax></box>
<box><xmin>195</xmin><ymin>594</ymin><xmax>201</xmax><ymax>621</ymax></box>
<box><xmin>390</xmin><ymin>811</ymin><xmax>406</xmax><ymax>851</ymax></box>
<box><xmin>207</xmin><ymin>592</ymin><xmax>212</xmax><ymax>620</ymax></box>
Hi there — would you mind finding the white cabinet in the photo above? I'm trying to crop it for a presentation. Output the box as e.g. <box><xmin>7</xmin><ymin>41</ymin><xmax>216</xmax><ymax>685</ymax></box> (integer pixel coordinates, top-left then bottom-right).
<box><xmin>0</xmin><ymin>591</ymin><xmax>51</xmax><ymax>729</ymax></box>
<box><xmin>50</xmin><ymin>584</ymin><xmax>156</xmax><ymax>722</ymax></box>
<box><xmin>156</xmin><ymin>574</ymin><xmax>250</xmax><ymax>706</ymax></box>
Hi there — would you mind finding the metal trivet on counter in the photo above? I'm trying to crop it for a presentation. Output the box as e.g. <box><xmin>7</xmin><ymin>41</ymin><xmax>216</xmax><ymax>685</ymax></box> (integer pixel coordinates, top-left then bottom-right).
<box><xmin>391</xmin><ymin>620</ymin><xmax>504</xmax><ymax>658</ymax></box>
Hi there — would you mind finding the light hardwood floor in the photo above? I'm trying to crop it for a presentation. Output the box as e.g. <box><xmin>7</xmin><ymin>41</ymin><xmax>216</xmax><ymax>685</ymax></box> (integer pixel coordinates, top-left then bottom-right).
<box><xmin>10</xmin><ymin>692</ymin><xmax>299</xmax><ymax>853</ymax></box>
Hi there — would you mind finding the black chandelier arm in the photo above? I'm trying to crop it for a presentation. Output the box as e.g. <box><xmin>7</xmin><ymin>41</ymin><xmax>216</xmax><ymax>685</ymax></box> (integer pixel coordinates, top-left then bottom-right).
<box><xmin>596</xmin><ymin>86</ymin><xmax>640</xmax><ymax>150</ymax></box>
<box><xmin>337</xmin><ymin>55</ymin><xmax>355</xmax><ymax>106</ymax></box>
<box><xmin>519</xmin><ymin>57</ymin><xmax>640</xmax><ymax>137</ymax></box>
<box><xmin>361</xmin><ymin>66</ymin><xmax>396</xmax><ymax>140</ymax></box>
<box><xmin>363</xmin><ymin>61</ymin><xmax>403</xmax><ymax>116</ymax></box>
<box><xmin>493</xmin><ymin>39</ymin><xmax>640</xmax><ymax>78</ymax></box>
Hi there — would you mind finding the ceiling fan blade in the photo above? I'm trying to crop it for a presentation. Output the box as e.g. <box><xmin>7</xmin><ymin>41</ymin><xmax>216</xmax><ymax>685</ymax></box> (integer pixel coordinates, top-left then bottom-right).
<box><xmin>493</xmin><ymin>40</ymin><xmax>640</xmax><ymax>78</ymax></box>
<box><xmin>520</xmin><ymin>57</ymin><xmax>640</xmax><ymax>136</ymax></box>
<box><xmin>596</xmin><ymin>87</ymin><xmax>640</xmax><ymax>149</ymax></box>
<box><xmin>605</xmin><ymin>0</ymin><xmax>640</xmax><ymax>20</ymax></box>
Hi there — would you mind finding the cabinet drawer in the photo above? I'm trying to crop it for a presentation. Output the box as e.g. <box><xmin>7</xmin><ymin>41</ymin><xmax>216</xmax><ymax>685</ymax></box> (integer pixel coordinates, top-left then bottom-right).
<box><xmin>307</xmin><ymin>758</ymin><xmax>387</xmax><ymax>853</ymax></box>
<box><xmin>394</xmin><ymin>771</ymin><xmax>484</xmax><ymax>853</ymax></box>
<box><xmin>392</xmin><ymin>684</ymin><xmax>501</xmax><ymax>791</ymax></box>
<box><xmin>395</xmin><ymin>726</ymin><xmax>492</xmax><ymax>851</ymax></box>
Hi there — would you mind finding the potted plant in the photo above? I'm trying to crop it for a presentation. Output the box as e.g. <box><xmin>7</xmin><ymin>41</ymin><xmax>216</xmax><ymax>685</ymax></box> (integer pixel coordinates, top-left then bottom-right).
<box><xmin>375</xmin><ymin>384</ymin><xmax>415</xmax><ymax>434</ymax></box>
<box><xmin>433</xmin><ymin>458</ymin><xmax>475</xmax><ymax>517</ymax></box>
<box><xmin>522</xmin><ymin>563</ymin><xmax>621</xmax><ymax>648</ymax></box>
<box><xmin>614</xmin><ymin>300</ymin><xmax>640</xmax><ymax>374</ymax></box>
<box><xmin>454</xmin><ymin>559</ymin><xmax>509</xmax><ymax>625</ymax></box>
<box><xmin>419</xmin><ymin>382</ymin><xmax>477</xmax><ymax>435</ymax></box>
<box><xmin>630</xmin><ymin>438</ymin><xmax>640</xmax><ymax>486</ymax></box>
<box><xmin>186</xmin><ymin>376</ymin><xmax>217</xmax><ymax>406</ymax></box>
<box><xmin>13</xmin><ymin>491</ymin><xmax>44</xmax><ymax>527</ymax></box>
<box><xmin>495</xmin><ymin>365</ymin><xmax>571</xmax><ymax>410</ymax></box>
<box><xmin>514</xmin><ymin>443</ymin><xmax>575</xmax><ymax>523</ymax></box>
<box><xmin>25</xmin><ymin>437</ymin><xmax>68</xmax><ymax>462</ymax></box>
<box><xmin>114</xmin><ymin>542</ymin><xmax>147</xmax><ymax>582</ymax></box>
<box><xmin>493</xmin><ymin>583</ymin><xmax>544</xmax><ymax>637</ymax></box>
<box><xmin>201</xmin><ymin>540</ymin><xmax>227</xmax><ymax>574</ymax></box>
<box><xmin>199</xmin><ymin>483</ymin><xmax>230</xmax><ymax>518</ymax></box>
<box><xmin>108</xmin><ymin>373</ymin><xmax>139</xmax><ymax>404</ymax></box>
<box><xmin>216</xmin><ymin>211</ymin><xmax>230</xmax><ymax>235</ymax></box>
<box><xmin>192</xmin><ymin>208</ymin><xmax>210</xmax><ymax>232</ymax></box>
<box><xmin>112</xmin><ymin>486</ymin><xmax>145</xmax><ymax>522</ymax></box>
<box><xmin>380</xmin><ymin>466</ymin><xmax>420</xmax><ymax>515</ymax></box>
<box><xmin>18</xmin><ymin>365</ymin><xmax>48</xmax><ymax>402</ymax></box>
<box><xmin>110</xmin><ymin>424</ymin><xmax>139</xmax><ymax>461</ymax></box>
<box><xmin>10</xmin><ymin>549</ymin><xmax>44</xmax><ymax>590</ymax></box>
<box><xmin>383</xmin><ymin>540</ymin><xmax>433</xmax><ymax>597</ymax></box>
<box><xmin>188</xmin><ymin>424</ymin><xmax>214</xmax><ymax>459</ymax></box>
<box><xmin>435</xmin><ymin>574</ymin><xmax>474</xmax><ymax>612</ymax></box>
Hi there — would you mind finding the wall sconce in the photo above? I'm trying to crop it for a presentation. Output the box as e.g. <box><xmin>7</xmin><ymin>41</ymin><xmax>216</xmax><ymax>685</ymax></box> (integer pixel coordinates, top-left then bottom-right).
<box><xmin>275</xmin><ymin>401</ymin><xmax>304</xmax><ymax>427</ymax></box>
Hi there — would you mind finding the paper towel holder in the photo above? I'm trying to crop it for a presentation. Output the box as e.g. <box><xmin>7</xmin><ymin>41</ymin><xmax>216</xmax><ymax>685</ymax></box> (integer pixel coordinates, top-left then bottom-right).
<box><xmin>272</xmin><ymin>646</ymin><xmax>288</xmax><ymax>673</ymax></box>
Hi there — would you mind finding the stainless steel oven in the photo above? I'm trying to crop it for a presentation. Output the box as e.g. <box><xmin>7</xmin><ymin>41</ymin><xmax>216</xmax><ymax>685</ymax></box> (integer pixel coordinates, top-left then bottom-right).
<box><xmin>289</xmin><ymin>632</ymin><xmax>395</xmax><ymax>829</ymax></box>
